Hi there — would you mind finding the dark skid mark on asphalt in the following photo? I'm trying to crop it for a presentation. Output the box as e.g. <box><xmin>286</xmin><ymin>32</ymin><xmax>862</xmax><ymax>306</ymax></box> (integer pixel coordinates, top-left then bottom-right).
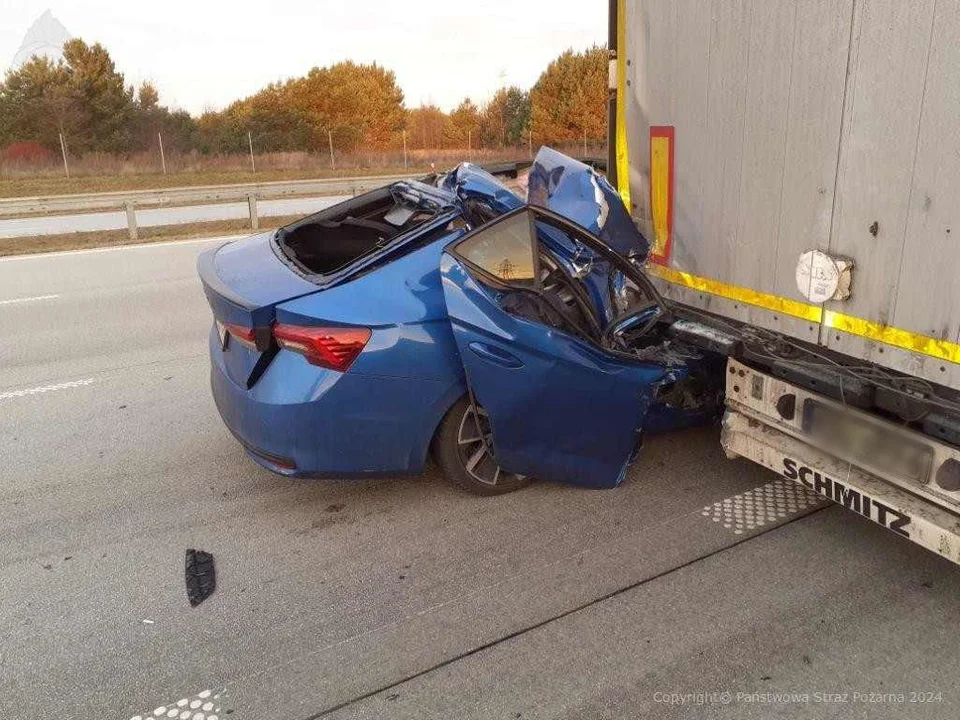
<box><xmin>185</xmin><ymin>548</ymin><xmax>216</xmax><ymax>607</ymax></box>
<box><xmin>305</xmin><ymin>505</ymin><xmax>832</xmax><ymax>719</ymax></box>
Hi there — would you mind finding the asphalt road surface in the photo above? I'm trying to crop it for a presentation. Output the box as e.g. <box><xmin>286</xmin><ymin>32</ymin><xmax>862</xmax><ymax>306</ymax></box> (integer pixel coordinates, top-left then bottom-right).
<box><xmin>2</xmin><ymin>237</ymin><xmax>960</xmax><ymax>720</ymax></box>
<box><xmin>0</xmin><ymin>195</ymin><xmax>347</xmax><ymax>238</ymax></box>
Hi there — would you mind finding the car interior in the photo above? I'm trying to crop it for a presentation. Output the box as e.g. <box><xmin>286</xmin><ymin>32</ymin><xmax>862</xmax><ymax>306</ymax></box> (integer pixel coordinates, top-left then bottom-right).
<box><xmin>453</xmin><ymin>208</ymin><xmax>670</xmax><ymax>353</ymax></box>
<box><xmin>452</xmin><ymin>208</ymin><xmax>723</xmax><ymax>416</ymax></box>
<box><xmin>276</xmin><ymin>185</ymin><xmax>441</xmax><ymax>275</ymax></box>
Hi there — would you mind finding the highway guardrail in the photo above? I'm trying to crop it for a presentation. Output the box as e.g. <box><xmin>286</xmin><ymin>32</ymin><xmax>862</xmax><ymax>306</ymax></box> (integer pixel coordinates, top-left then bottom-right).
<box><xmin>0</xmin><ymin>174</ymin><xmax>413</xmax><ymax>239</ymax></box>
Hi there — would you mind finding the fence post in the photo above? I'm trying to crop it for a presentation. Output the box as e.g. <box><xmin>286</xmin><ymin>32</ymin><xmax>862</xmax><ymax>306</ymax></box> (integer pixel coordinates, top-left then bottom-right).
<box><xmin>247</xmin><ymin>195</ymin><xmax>259</xmax><ymax>230</ymax></box>
<box><xmin>248</xmin><ymin>131</ymin><xmax>256</xmax><ymax>173</ymax></box>
<box><xmin>124</xmin><ymin>202</ymin><xmax>138</xmax><ymax>240</ymax></box>
<box><xmin>158</xmin><ymin>132</ymin><xmax>167</xmax><ymax>175</ymax></box>
<box><xmin>58</xmin><ymin>132</ymin><xmax>70</xmax><ymax>178</ymax></box>
<box><xmin>328</xmin><ymin>130</ymin><xmax>335</xmax><ymax>169</ymax></box>
<box><xmin>402</xmin><ymin>130</ymin><xmax>407</xmax><ymax>170</ymax></box>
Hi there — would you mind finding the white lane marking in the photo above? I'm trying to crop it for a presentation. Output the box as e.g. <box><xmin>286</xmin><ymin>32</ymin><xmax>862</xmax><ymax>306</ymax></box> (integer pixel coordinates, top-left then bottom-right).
<box><xmin>128</xmin><ymin>688</ymin><xmax>226</xmax><ymax>720</ymax></box>
<box><xmin>700</xmin><ymin>478</ymin><xmax>824</xmax><ymax>535</ymax></box>
<box><xmin>0</xmin><ymin>378</ymin><xmax>94</xmax><ymax>401</ymax></box>
<box><xmin>0</xmin><ymin>293</ymin><xmax>59</xmax><ymax>305</ymax></box>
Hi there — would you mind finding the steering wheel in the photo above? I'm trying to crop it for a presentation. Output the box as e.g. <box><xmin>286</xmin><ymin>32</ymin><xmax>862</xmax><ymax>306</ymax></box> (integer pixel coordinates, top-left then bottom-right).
<box><xmin>602</xmin><ymin>302</ymin><xmax>664</xmax><ymax>351</ymax></box>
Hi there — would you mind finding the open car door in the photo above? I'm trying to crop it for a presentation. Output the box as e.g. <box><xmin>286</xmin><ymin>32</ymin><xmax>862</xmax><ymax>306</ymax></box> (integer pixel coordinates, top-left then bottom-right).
<box><xmin>440</xmin><ymin>206</ymin><xmax>674</xmax><ymax>489</ymax></box>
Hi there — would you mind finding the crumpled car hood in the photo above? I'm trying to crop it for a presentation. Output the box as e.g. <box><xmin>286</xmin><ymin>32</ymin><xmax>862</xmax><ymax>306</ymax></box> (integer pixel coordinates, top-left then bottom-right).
<box><xmin>527</xmin><ymin>147</ymin><xmax>650</xmax><ymax>261</ymax></box>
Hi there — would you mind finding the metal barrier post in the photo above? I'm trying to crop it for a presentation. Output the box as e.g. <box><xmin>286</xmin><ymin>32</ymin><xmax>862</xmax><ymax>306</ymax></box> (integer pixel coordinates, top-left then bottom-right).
<box><xmin>124</xmin><ymin>202</ymin><xmax>138</xmax><ymax>240</ymax></box>
<box><xmin>247</xmin><ymin>195</ymin><xmax>259</xmax><ymax>230</ymax></box>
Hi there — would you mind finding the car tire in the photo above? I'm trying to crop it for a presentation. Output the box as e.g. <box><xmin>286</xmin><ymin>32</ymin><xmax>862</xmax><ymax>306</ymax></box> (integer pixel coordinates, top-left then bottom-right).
<box><xmin>433</xmin><ymin>396</ymin><xmax>532</xmax><ymax>496</ymax></box>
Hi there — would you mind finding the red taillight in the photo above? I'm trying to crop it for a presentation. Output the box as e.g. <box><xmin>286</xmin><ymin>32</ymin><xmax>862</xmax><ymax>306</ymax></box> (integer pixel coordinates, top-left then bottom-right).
<box><xmin>223</xmin><ymin>321</ymin><xmax>258</xmax><ymax>350</ymax></box>
<box><xmin>273</xmin><ymin>324</ymin><xmax>371</xmax><ymax>371</ymax></box>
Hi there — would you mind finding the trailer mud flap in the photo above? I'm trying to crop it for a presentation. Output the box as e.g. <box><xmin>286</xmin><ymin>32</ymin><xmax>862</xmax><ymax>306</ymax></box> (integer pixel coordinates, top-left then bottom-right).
<box><xmin>721</xmin><ymin>410</ymin><xmax>960</xmax><ymax>566</ymax></box>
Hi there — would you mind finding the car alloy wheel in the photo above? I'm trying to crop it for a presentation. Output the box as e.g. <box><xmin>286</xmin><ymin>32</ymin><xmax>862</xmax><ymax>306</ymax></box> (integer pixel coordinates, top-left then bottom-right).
<box><xmin>455</xmin><ymin>403</ymin><xmax>523</xmax><ymax>487</ymax></box>
<box><xmin>434</xmin><ymin>396</ymin><xmax>531</xmax><ymax>496</ymax></box>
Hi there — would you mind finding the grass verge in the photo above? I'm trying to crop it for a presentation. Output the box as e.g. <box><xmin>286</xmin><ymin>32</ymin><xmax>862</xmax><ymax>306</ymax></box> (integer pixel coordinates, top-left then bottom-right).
<box><xmin>0</xmin><ymin>215</ymin><xmax>302</xmax><ymax>256</ymax></box>
<box><xmin>0</xmin><ymin>166</ymin><xmax>425</xmax><ymax>199</ymax></box>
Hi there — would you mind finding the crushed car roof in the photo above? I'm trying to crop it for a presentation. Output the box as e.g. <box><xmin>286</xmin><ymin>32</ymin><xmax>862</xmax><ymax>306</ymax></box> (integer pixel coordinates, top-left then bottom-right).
<box><xmin>527</xmin><ymin>147</ymin><xmax>650</xmax><ymax>261</ymax></box>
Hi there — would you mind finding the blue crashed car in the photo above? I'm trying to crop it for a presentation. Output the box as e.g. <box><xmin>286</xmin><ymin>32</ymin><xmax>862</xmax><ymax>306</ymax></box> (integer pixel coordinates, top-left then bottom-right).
<box><xmin>199</xmin><ymin>149</ymin><xmax>723</xmax><ymax>495</ymax></box>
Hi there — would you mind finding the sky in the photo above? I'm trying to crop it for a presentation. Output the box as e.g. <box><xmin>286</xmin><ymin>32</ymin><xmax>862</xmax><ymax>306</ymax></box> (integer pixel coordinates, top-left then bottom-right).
<box><xmin>1</xmin><ymin>0</ymin><xmax>608</xmax><ymax>115</ymax></box>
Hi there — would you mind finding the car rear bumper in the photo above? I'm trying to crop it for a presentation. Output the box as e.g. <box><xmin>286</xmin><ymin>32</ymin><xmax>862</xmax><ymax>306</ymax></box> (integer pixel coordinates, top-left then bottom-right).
<box><xmin>208</xmin><ymin>326</ymin><xmax>463</xmax><ymax>478</ymax></box>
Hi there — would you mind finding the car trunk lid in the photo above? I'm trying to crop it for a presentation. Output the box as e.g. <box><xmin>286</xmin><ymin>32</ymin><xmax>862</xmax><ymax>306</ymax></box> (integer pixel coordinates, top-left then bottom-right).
<box><xmin>198</xmin><ymin>231</ymin><xmax>323</xmax><ymax>387</ymax></box>
<box><xmin>198</xmin><ymin>231</ymin><xmax>321</xmax><ymax>334</ymax></box>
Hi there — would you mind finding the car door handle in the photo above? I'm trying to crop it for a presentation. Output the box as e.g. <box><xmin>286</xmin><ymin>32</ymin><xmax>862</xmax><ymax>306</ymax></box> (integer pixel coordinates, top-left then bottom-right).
<box><xmin>467</xmin><ymin>342</ymin><xmax>524</xmax><ymax>369</ymax></box>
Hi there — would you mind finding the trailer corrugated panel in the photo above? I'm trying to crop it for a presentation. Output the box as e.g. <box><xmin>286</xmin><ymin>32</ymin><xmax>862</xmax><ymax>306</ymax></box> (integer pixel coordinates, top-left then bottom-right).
<box><xmin>617</xmin><ymin>0</ymin><xmax>960</xmax><ymax>390</ymax></box>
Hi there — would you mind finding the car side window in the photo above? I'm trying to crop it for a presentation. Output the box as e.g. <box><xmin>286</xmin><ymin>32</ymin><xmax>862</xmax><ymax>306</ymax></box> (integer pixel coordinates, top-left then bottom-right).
<box><xmin>454</xmin><ymin>211</ymin><xmax>538</xmax><ymax>289</ymax></box>
<box><xmin>532</xmin><ymin>212</ymin><xmax>657</xmax><ymax>323</ymax></box>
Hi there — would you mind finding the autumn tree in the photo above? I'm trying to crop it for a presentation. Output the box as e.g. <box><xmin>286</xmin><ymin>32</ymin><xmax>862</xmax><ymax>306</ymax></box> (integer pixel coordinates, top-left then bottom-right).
<box><xmin>444</xmin><ymin>98</ymin><xmax>480</xmax><ymax>148</ymax></box>
<box><xmin>284</xmin><ymin>61</ymin><xmax>406</xmax><ymax>151</ymax></box>
<box><xmin>0</xmin><ymin>39</ymin><xmax>192</xmax><ymax>155</ymax></box>
<box><xmin>406</xmin><ymin>104</ymin><xmax>449</xmax><ymax>150</ymax></box>
<box><xmin>0</xmin><ymin>56</ymin><xmax>71</xmax><ymax>150</ymax></box>
<box><xmin>480</xmin><ymin>86</ymin><xmax>530</xmax><ymax>148</ymax></box>
<box><xmin>134</xmin><ymin>81</ymin><xmax>196</xmax><ymax>152</ymax></box>
<box><xmin>59</xmin><ymin>39</ymin><xmax>137</xmax><ymax>152</ymax></box>
<box><xmin>529</xmin><ymin>45</ymin><xmax>607</xmax><ymax>145</ymax></box>
<box><xmin>242</xmin><ymin>86</ymin><xmax>313</xmax><ymax>153</ymax></box>
<box><xmin>198</xmin><ymin>61</ymin><xmax>407</xmax><ymax>153</ymax></box>
<box><xmin>137</xmin><ymin>81</ymin><xmax>159</xmax><ymax>110</ymax></box>
<box><xmin>0</xmin><ymin>38</ymin><xmax>608</xmax><ymax>160</ymax></box>
<box><xmin>195</xmin><ymin>110</ymin><xmax>232</xmax><ymax>154</ymax></box>
<box><xmin>199</xmin><ymin>82</ymin><xmax>313</xmax><ymax>153</ymax></box>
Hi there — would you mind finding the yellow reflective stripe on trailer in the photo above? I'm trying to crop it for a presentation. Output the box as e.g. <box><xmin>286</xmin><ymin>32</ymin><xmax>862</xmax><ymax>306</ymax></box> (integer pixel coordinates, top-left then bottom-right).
<box><xmin>648</xmin><ymin>264</ymin><xmax>823</xmax><ymax>323</ymax></box>
<box><xmin>615</xmin><ymin>0</ymin><xmax>630</xmax><ymax>210</ymax></box>
<box><xmin>648</xmin><ymin>264</ymin><xmax>960</xmax><ymax>365</ymax></box>
<box><xmin>823</xmin><ymin>311</ymin><xmax>960</xmax><ymax>365</ymax></box>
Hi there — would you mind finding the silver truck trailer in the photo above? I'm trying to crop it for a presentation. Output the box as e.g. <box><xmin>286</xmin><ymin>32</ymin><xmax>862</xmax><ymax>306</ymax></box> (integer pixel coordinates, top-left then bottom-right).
<box><xmin>609</xmin><ymin>0</ymin><xmax>960</xmax><ymax>562</ymax></box>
